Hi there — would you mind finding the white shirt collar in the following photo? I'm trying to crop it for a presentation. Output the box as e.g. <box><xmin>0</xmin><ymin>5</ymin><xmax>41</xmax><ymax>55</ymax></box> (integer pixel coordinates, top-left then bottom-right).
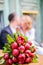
<box><xmin>10</xmin><ymin>26</ymin><xmax>16</xmax><ymax>34</ymax></box>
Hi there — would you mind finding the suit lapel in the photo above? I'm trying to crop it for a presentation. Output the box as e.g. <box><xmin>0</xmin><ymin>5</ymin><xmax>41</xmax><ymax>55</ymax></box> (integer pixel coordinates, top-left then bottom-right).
<box><xmin>5</xmin><ymin>25</ymin><xmax>14</xmax><ymax>38</ymax></box>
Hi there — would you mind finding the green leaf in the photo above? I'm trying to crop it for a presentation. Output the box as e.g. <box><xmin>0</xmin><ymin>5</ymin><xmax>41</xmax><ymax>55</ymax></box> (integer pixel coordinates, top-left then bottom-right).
<box><xmin>32</xmin><ymin>54</ymin><xmax>38</xmax><ymax>63</ymax></box>
<box><xmin>32</xmin><ymin>59</ymin><xmax>38</xmax><ymax>63</ymax></box>
<box><xmin>16</xmin><ymin>31</ymin><xmax>23</xmax><ymax>36</ymax></box>
<box><xmin>34</xmin><ymin>54</ymin><xmax>38</xmax><ymax>59</ymax></box>
<box><xmin>19</xmin><ymin>64</ymin><xmax>22</xmax><ymax>65</ymax></box>
<box><xmin>7</xmin><ymin>34</ymin><xmax>14</xmax><ymax>43</ymax></box>
<box><xmin>13</xmin><ymin>33</ymin><xmax>18</xmax><ymax>41</ymax></box>
<box><xmin>3</xmin><ymin>47</ymin><xmax>7</xmax><ymax>53</ymax></box>
<box><xmin>6</xmin><ymin>50</ymin><xmax>11</xmax><ymax>53</ymax></box>
<box><xmin>0</xmin><ymin>56</ymin><xmax>3</xmax><ymax>60</ymax></box>
<box><xmin>16</xmin><ymin>63</ymin><xmax>19</xmax><ymax>65</ymax></box>
<box><xmin>12</xmin><ymin>64</ymin><xmax>16</xmax><ymax>65</ymax></box>
<box><xmin>3</xmin><ymin>43</ymin><xmax>12</xmax><ymax>53</ymax></box>
<box><xmin>0</xmin><ymin>58</ymin><xmax>5</xmax><ymax>65</ymax></box>
<box><xmin>10</xmin><ymin>54</ymin><xmax>13</xmax><ymax>58</ymax></box>
<box><xmin>12</xmin><ymin>63</ymin><xmax>19</xmax><ymax>65</ymax></box>
<box><xmin>23</xmin><ymin>35</ymin><xmax>28</xmax><ymax>42</ymax></box>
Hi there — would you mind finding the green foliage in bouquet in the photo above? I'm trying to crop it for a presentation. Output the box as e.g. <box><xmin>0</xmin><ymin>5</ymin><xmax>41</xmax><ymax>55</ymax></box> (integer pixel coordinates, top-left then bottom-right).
<box><xmin>32</xmin><ymin>54</ymin><xmax>38</xmax><ymax>63</ymax></box>
<box><xmin>0</xmin><ymin>32</ymin><xmax>38</xmax><ymax>65</ymax></box>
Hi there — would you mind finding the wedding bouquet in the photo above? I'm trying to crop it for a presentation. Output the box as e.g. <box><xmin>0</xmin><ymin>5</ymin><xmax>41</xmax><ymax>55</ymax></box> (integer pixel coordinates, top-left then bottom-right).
<box><xmin>0</xmin><ymin>33</ymin><xmax>38</xmax><ymax>65</ymax></box>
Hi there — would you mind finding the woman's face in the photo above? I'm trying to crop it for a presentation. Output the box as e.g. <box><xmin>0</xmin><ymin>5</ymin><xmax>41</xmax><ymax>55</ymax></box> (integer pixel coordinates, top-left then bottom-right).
<box><xmin>21</xmin><ymin>16</ymin><xmax>32</xmax><ymax>30</ymax></box>
<box><xmin>26</xmin><ymin>21</ymin><xmax>32</xmax><ymax>30</ymax></box>
<box><xmin>20</xmin><ymin>16</ymin><xmax>27</xmax><ymax>30</ymax></box>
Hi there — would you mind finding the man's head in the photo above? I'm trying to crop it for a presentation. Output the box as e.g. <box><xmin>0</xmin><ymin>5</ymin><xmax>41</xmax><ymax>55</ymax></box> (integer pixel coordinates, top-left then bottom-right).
<box><xmin>8</xmin><ymin>13</ymin><xmax>20</xmax><ymax>27</ymax></box>
<box><xmin>21</xmin><ymin>15</ymin><xmax>32</xmax><ymax>30</ymax></box>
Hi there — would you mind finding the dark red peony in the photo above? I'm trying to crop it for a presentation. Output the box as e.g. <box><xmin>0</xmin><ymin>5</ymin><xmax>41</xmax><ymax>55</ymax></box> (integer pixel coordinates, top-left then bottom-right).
<box><xmin>18</xmin><ymin>45</ymin><xmax>25</xmax><ymax>53</ymax></box>
<box><xmin>11</xmin><ymin>42</ymin><xmax>18</xmax><ymax>49</ymax></box>
<box><xmin>12</xmin><ymin>57</ymin><xmax>18</xmax><ymax>63</ymax></box>
<box><xmin>25</xmin><ymin>57</ymin><xmax>32</xmax><ymax>63</ymax></box>
<box><xmin>28</xmin><ymin>41</ymin><xmax>32</xmax><ymax>46</ymax></box>
<box><xmin>12</xmin><ymin>49</ymin><xmax>19</xmax><ymax>57</ymax></box>
<box><xmin>25</xmin><ymin>43</ymin><xmax>30</xmax><ymax>50</ymax></box>
<box><xmin>4</xmin><ymin>53</ymin><xmax>9</xmax><ymax>60</ymax></box>
<box><xmin>7</xmin><ymin>59</ymin><xmax>13</xmax><ymax>65</ymax></box>
<box><xmin>17</xmin><ymin>36</ymin><xmax>24</xmax><ymax>45</ymax></box>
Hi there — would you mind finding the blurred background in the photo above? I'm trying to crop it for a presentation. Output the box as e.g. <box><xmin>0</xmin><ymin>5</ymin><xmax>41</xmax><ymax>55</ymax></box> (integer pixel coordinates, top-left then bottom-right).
<box><xmin>0</xmin><ymin>0</ymin><xmax>43</xmax><ymax>43</ymax></box>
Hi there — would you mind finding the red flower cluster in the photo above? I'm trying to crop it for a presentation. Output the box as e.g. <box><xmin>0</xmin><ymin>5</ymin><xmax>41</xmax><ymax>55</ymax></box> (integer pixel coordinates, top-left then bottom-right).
<box><xmin>4</xmin><ymin>36</ymin><xmax>36</xmax><ymax>65</ymax></box>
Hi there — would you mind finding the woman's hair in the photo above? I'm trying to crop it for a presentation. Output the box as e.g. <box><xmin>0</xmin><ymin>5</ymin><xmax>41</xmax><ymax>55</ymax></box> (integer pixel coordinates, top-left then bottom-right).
<box><xmin>8</xmin><ymin>13</ymin><xmax>16</xmax><ymax>22</ymax></box>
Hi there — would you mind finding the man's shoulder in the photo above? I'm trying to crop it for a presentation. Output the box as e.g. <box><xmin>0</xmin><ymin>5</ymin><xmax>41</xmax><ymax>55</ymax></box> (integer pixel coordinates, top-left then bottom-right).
<box><xmin>4</xmin><ymin>25</ymin><xmax>10</xmax><ymax>30</ymax></box>
<box><xmin>1</xmin><ymin>25</ymin><xmax>13</xmax><ymax>36</ymax></box>
<box><xmin>1</xmin><ymin>25</ymin><xmax>10</xmax><ymax>33</ymax></box>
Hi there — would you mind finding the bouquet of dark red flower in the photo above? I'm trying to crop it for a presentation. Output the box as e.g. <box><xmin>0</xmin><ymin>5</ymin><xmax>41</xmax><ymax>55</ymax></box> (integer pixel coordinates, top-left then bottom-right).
<box><xmin>1</xmin><ymin>33</ymin><xmax>38</xmax><ymax>65</ymax></box>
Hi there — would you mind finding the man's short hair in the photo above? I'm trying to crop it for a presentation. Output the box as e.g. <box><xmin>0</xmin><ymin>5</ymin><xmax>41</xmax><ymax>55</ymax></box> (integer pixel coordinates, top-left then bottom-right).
<box><xmin>8</xmin><ymin>13</ymin><xmax>16</xmax><ymax>22</ymax></box>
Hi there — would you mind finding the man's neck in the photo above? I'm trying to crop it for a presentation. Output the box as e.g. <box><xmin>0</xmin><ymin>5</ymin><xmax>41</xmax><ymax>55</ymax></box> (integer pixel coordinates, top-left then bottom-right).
<box><xmin>9</xmin><ymin>24</ymin><xmax>16</xmax><ymax>34</ymax></box>
<box><xmin>9</xmin><ymin>23</ymin><xmax>16</xmax><ymax>29</ymax></box>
